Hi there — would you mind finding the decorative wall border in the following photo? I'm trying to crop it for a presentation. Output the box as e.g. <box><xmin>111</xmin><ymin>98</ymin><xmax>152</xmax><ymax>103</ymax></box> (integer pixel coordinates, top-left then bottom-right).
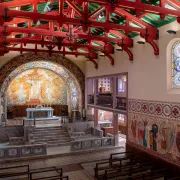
<box><xmin>128</xmin><ymin>98</ymin><xmax>180</xmax><ymax>121</ymax></box>
<box><xmin>0</xmin><ymin>53</ymin><xmax>85</xmax><ymax>110</ymax></box>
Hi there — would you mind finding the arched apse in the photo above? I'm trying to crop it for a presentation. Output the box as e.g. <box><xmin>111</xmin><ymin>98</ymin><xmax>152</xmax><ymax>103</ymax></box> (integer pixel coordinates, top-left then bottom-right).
<box><xmin>0</xmin><ymin>53</ymin><xmax>85</xmax><ymax>114</ymax></box>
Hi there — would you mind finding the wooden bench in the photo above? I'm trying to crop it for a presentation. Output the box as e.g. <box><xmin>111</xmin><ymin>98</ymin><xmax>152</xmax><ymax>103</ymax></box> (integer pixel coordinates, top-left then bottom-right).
<box><xmin>104</xmin><ymin>161</ymin><xmax>153</xmax><ymax>180</ymax></box>
<box><xmin>167</xmin><ymin>176</ymin><xmax>180</xmax><ymax>180</ymax></box>
<box><xmin>116</xmin><ymin>168</ymin><xmax>167</xmax><ymax>180</ymax></box>
<box><xmin>94</xmin><ymin>151</ymin><xmax>151</xmax><ymax>179</ymax></box>
<box><xmin>95</xmin><ymin>158</ymin><xmax>153</xmax><ymax>179</ymax></box>
<box><xmin>0</xmin><ymin>165</ymin><xmax>68</xmax><ymax>180</ymax></box>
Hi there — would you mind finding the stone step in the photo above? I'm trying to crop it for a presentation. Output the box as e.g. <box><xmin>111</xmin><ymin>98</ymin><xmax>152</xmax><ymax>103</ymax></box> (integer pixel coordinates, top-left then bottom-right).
<box><xmin>34</xmin><ymin>140</ymin><xmax>71</xmax><ymax>144</ymax></box>
<box><xmin>34</xmin><ymin>133</ymin><xmax>69</xmax><ymax>138</ymax></box>
<box><xmin>35</xmin><ymin>127</ymin><xmax>64</xmax><ymax>130</ymax></box>
<box><xmin>33</xmin><ymin>128</ymin><xmax>67</xmax><ymax>132</ymax></box>
<box><xmin>34</xmin><ymin>137</ymin><xmax>71</xmax><ymax>141</ymax></box>
<box><xmin>32</xmin><ymin>126</ymin><xmax>70</xmax><ymax>147</ymax></box>
<box><xmin>33</xmin><ymin>132</ymin><xmax>69</xmax><ymax>136</ymax></box>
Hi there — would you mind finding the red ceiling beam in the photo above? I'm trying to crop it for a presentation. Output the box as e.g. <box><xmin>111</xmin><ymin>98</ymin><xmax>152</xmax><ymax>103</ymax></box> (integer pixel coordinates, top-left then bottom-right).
<box><xmin>66</xmin><ymin>0</ymin><xmax>82</xmax><ymax>17</ymax></box>
<box><xmin>2</xmin><ymin>0</ymin><xmax>180</xmax><ymax>18</ymax></box>
<box><xmin>84</xmin><ymin>0</ymin><xmax>180</xmax><ymax>18</ymax></box>
<box><xmin>1</xmin><ymin>38</ymin><xmax>114</xmax><ymax>53</ymax></box>
<box><xmin>0</xmin><ymin>25</ymin><xmax>128</xmax><ymax>48</ymax></box>
<box><xmin>1</xmin><ymin>0</ymin><xmax>48</xmax><ymax>8</ymax></box>
<box><xmin>0</xmin><ymin>45</ymin><xmax>98</xmax><ymax>68</ymax></box>
<box><xmin>0</xmin><ymin>7</ymin><xmax>149</xmax><ymax>34</ymax></box>
<box><xmin>114</xmin><ymin>8</ymin><xmax>159</xmax><ymax>55</ymax></box>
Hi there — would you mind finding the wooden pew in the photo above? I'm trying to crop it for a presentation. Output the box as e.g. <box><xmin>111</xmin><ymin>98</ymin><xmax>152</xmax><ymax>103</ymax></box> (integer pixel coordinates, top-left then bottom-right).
<box><xmin>0</xmin><ymin>164</ymin><xmax>30</xmax><ymax>179</ymax></box>
<box><xmin>0</xmin><ymin>165</ymin><xmax>68</xmax><ymax>180</ymax></box>
<box><xmin>94</xmin><ymin>159</ymin><xmax>122</xmax><ymax>178</ymax></box>
<box><xmin>94</xmin><ymin>155</ymin><xmax>152</xmax><ymax>179</ymax></box>
<box><xmin>167</xmin><ymin>176</ymin><xmax>180</xmax><ymax>180</ymax></box>
<box><xmin>104</xmin><ymin>161</ymin><xmax>153</xmax><ymax>180</ymax></box>
<box><xmin>115</xmin><ymin>168</ymin><xmax>167</xmax><ymax>180</ymax></box>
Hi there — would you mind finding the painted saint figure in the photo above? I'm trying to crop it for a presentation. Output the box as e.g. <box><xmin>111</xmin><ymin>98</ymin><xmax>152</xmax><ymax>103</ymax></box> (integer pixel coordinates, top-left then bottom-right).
<box><xmin>151</xmin><ymin>124</ymin><xmax>158</xmax><ymax>151</ymax></box>
<box><xmin>17</xmin><ymin>84</ymin><xmax>26</xmax><ymax>103</ymax></box>
<box><xmin>131</xmin><ymin>118</ymin><xmax>137</xmax><ymax>138</ymax></box>
<box><xmin>142</xmin><ymin>120</ymin><xmax>148</xmax><ymax>147</ymax></box>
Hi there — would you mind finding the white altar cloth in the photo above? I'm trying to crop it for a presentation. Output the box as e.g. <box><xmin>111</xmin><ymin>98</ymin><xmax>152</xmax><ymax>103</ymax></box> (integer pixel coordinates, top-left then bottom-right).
<box><xmin>24</xmin><ymin>107</ymin><xmax>59</xmax><ymax>121</ymax></box>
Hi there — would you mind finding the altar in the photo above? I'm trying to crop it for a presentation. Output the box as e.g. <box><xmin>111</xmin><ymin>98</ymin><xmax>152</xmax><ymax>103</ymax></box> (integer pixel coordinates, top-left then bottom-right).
<box><xmin>24</xmin><ymin>107</ymin><xmax>59</xmax><ymax>121</ymax></box>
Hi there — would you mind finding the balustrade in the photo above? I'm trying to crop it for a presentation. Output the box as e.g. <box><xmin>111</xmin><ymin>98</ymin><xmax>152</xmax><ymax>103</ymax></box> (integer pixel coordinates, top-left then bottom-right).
<box><xmin>96</xmin><ymin>95</ymin><xmax>113</xmax><ymax>108</ymax></box>
<box><xmin>116</xmin><ymin>97</ymin><xmax>127</xmax><ymax>110</ymax></box>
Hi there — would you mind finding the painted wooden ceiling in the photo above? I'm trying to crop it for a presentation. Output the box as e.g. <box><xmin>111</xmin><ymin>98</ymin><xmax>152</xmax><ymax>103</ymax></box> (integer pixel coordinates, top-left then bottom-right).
<box><xmin>0</xmin><ymin>0</ymin><xmax>180</xmax><ymax>68</ymax></box>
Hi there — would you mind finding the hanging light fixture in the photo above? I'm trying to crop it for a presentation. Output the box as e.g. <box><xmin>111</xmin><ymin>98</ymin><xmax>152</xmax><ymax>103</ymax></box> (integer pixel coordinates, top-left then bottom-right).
<box><xmin>116</xmin><ymin>48</ymin><xmax>123</xmax><ymax>51</ymax></box>
<box><xmin>137</xmin><ymin>41</ymin><xmax>145</xmax><ymax>44</ymax></box>
<box><xmin>167</xmin><ymin>30</ymin><xmax>176</xmax><ymax>34</ymax></box>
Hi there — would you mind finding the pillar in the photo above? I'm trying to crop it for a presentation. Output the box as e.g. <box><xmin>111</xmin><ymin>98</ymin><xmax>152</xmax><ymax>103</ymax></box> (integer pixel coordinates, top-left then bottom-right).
<box><xmin>113</xmin><ymin>113</ymin><xmax>119</xmax><ymax>146</ymax></box>
<box><xmin>94</xmin><ymin>79</ymin><xmax>98</xmax><ymax>106</ymax></box>
<box><xmin>94</xmin><ymin>109</ymin><xmax>98</xmax><ymax>129</ymax></box>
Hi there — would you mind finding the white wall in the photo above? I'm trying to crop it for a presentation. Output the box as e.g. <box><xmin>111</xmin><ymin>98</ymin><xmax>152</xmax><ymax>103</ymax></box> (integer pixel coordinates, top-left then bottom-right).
<box><xmin>86</xmin><ymin>21</ymin><xmax>180</xmax><ymax>102</ymax></box>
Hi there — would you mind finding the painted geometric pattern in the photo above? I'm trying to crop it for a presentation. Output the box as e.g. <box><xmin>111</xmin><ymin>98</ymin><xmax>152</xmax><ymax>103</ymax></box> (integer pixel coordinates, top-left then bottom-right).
<box><xmin>129</xmin><ymin>99</ymin><xmax>180</xmax><ymax>121</ymax></box>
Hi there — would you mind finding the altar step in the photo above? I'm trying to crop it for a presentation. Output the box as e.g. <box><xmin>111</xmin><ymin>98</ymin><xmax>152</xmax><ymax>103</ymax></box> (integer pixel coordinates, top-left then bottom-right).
<box><xmin>33</xmin><ymin>126</ymin><xmax>71</xmax><ymax>147</ymax></box>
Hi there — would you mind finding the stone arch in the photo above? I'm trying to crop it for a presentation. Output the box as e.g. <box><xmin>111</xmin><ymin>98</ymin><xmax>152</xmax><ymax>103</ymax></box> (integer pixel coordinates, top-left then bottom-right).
<box><xmin>0</xmin><ymin>53</ymin><xmax>85</xmax><ymax>116</ymax></box>
<box><xmin>166</xmin><ymin>38</ymin><xmax>180</xmax><ymax>94</ymax></box>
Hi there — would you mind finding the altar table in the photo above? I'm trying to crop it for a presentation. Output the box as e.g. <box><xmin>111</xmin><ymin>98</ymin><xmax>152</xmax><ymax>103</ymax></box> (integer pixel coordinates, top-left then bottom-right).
<box><xmin>24</xmin><ymin>107</ymin><xmax>59</xmax><ymax>120</ymax></box>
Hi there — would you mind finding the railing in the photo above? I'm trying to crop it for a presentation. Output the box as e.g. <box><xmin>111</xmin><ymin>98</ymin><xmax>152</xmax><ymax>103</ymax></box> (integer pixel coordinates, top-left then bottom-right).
<box><xmin>70</xmin><ymin>136</ymin><xmax>114</xmax><ymax>151</ymax></box>
<box><xmin>0</xmin><ymin>143</ymin><xmax>47</xmax><ymax>159</ymax></box>
<box><xmin>88</xmin><ymin>95</ymin><xmax>94</xmax><ymax>104</ymax></box>
<box><xmin>0</xmin><ymin>165</ymin><xmax>69</xmax><ymax>180</ymax></box>
<box><xmin>116</xmin><ymin>97</ymin><xmax>127</xmax><ymax>110</ymax></box>
<box><xmin>96</xmin><ymin>95</ymin><xmax>113</xmax><ymax>107</ymax></box>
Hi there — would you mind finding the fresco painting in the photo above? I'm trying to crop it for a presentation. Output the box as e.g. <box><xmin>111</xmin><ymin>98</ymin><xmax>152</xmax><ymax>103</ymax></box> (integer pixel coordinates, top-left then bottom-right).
<box><xmin>6</xmin><ymin>68</ymin><xmax>70</xmax><ymax>105</ymax></box>
<box><xmin>128</xmin><ymin>112</ymin><xmax>180</xmax><ymax>162</ymax></box>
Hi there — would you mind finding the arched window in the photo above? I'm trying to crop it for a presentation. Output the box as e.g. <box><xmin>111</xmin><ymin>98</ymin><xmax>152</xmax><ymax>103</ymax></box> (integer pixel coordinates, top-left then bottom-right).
<box><xmin>172</xmin><ymin>41</ymin><xmax>180</xmax><ymax>88</ymax></box>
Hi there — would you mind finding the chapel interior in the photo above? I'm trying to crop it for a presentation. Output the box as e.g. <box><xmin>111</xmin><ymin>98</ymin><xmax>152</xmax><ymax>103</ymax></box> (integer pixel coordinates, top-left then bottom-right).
<box><xmin>0</xmin><ymin>0</ymin><xmax>180</xmax><ymax>180</ymax></box>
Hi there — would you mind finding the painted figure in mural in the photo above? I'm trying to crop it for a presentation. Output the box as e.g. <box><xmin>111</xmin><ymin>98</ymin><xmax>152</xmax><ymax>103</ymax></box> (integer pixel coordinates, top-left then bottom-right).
<box><xmin>131</xmin><ymin>117</ymin><xmax>137</xmax><ymax>138</ymax></box>
<box><xmin>7</xmin><ymin>69</ymin><xmax>69</xmax><ymax>106</ymax></box>
<box><xmin>149</xmin><ymin>130</ymin><xmax>153</xmax><ymax>150</ymax></box>
<box><xmin>45</xmin><ymin>84</ymin><xmax>52</xmax><ymax>101</ymax></box>
<box><xmin>159</xmin><ymin>123</ymin><xmax>175</xmax><ymax>152</ymax></box>
<box><xmin>168</xmin><ymin>127</ymin><xmax>175</xmax><ymax>151</ymax></box>
<box><xmin>176</xmin><ymin>131</ymin><xmax>180</xmax><ymax>153</ymax></box>
<box><xmin>17</xmin><ymin>84</ymin><xmax>26</xmax><ymax>103</ymax></box>
<box><xmin>143</xmin><ymin>120</ymin><xmax>148</xmax><ymax>147</ymax></box>
<box><xmin>151</xmin><ymin>124</ymin><xmax>158</xmax><ymax>151</ymax></box>
<box><xmin>138</xmin><ymin>122</ymin><xmax>144</xmax><ymax>145</ymax></box>
<box><xmin>161</xmin><ymin>127</ymin><xmax>167</xmax><ymax>150</ymax></box>
<box><xmin>26</xmin><ymin>76</ymin><xmax>43</xmax><ymax>101</ymax></box>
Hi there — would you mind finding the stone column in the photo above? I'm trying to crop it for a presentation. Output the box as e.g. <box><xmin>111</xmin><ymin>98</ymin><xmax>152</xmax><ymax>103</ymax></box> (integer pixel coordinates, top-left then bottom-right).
<box><xmin>112</xmin><ymin>77</ymin><xmax>117</xmax><ymax>109</ymax></box>
<box><xmin>113</xmin><ymin>113</ymin><xmax>119</xmax><ymax>146</ymax></box>
<box><xmin>94</xmin><ymin>79</ymin><xmax>98</xmax><ymax>106</ymax></box>
<box><xmin>94</xmin><ymin>109</ymin><xmax>98</xmax><ymax>129</ymax></box>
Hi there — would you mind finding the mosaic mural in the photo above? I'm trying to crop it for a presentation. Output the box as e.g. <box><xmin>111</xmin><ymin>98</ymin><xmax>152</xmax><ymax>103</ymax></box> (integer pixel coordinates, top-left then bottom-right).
<box><xmin>128</xmin><ymin>99</ymin><xmax>180</xmax><ymax>166</ymax></box>
<box><xmin>0</xmin><ymin>53</ymin><xmax>85</xmax><ymax>112</ymax></box>
<box><xmin>6</xmin><ymin>69</ymin><xmax>70</xmax><ymax>105</ymax></box>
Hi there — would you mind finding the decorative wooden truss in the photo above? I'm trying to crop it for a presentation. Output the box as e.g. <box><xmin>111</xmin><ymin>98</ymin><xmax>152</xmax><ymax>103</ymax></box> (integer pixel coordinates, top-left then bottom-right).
<box><xmin>0</xmin><ymin>0</ymin><xmax>180</xmax><ymax>68</ymax></box>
